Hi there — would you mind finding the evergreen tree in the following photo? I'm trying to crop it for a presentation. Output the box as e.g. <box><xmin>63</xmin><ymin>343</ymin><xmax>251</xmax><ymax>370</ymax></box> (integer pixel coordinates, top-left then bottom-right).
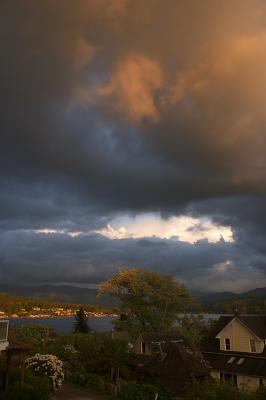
<box><xmin>74</xmin><ymin>307</ymin><xmax>90</xmax><ymax>333</ymax></box>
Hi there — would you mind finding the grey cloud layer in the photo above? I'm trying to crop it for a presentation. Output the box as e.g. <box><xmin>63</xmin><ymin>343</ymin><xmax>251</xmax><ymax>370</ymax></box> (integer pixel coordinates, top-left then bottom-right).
<box><xmin>1</xmin><ymin>0</ymin><xmax>266</xmax><ymax>291</ymax></box>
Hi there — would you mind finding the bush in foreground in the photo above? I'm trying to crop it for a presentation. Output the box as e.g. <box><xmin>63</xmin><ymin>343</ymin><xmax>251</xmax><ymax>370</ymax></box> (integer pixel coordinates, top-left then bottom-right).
<box><xmin>25</xmin><ymin>353</ymin><xmax>64</xmax><ymax>389</ymax></box>
<box><xmin>119</xmin><ymin>383</ymin><xmax>171</xmax><ymax>400</ymax></box>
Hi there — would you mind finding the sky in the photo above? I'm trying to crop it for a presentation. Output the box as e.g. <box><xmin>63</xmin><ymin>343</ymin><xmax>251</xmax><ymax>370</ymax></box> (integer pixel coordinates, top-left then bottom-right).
<box><xmin>2</xmin><ymin>0</ymin><xmax>266</xmax><ymax>293</ymax></box>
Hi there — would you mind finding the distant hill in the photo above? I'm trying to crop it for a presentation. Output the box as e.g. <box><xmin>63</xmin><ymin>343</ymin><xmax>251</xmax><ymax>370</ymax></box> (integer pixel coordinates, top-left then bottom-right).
<box><xmin>194</xmin><ymin>287</ymin><xmax>266</xmax><ymax>314</ymax></box>
<box><xmin>194</xmin><ymin>291</ymin><xmax>239</xmax><ymax>303</ymax></box>
<box><xmin>241</xmin><ymin>287</ymin><xmax>266</xmax><ymax>299</ymax></box>
<box><xmin>0</xmin><ymin>285</ymin><xmax>117</xmax><ymax>307</ymax></box>
<box><xmin>2</xmin><ymin>284</ymin><xmax>266</xmax><ymax>314</ymax></box>
<box><xmin>195</xmin><ymin>287</ymin><xmax>266</xmax><ymax>304</ymax></box>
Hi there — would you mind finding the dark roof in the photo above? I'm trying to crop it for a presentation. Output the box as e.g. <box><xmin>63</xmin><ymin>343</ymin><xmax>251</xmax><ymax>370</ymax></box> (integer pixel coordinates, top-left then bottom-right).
<box><xmin>139</xmin><ymin>342</ymin><xmax>209</xmax><ymax>395</ymax></box>
<box><xmin>202</xmin><ymin>316</ymin><xmax>233</xmax><ymax>352</ymax></box>
<box><xmin>202</xmin><ymin>315</ymin><xmax>266</xmax><ymax>352</ymax></box>
<box><xmin>139</xmin><ymin>330</ymin><xmax>187</xmax><ymax>355</ymax></box>
<box><xmin>204</xmin><ymin>352</ymin><xmax>266</xmax><ymax>378</ymax></box>
<box><xmin>238</xmin><ymin>316</ymin><xmax>266</xmax><ymax>338</ymax></box>
<box><xmin>129</xmin><ymin>353</ymin><xmax>154</xmax><ymax>367</ymax></box>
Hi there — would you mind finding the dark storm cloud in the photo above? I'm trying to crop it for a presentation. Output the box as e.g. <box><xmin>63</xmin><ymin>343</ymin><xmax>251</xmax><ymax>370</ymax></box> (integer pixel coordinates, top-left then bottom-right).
<box><xmin>1</xmin><ymin>0</ymin><xmax>266</xmax><ymax>291</ymax></box>
<box><xmin>0</xmin><ymin>229</ymin><xmax>265</xmax><ymax>293</ymax></box>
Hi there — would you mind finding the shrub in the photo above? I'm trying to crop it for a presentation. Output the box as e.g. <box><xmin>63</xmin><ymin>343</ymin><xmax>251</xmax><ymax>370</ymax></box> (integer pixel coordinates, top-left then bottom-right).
<box><xmin>0</xmin><ymin>385</ymin><xmax>51</xmax><ymax>400</ymax></box>
<box><xmin>183</xmin><ymin>380</ymin><xmax>251</xmax><ymax>400</ymax></box>
<box><xmin>86</xmin><ymin>373</ymin><xmax>105</xmax><ymax>392</ymax></box>
<box><xmin>253</xmin><ymin>386</ymin><xmax>266</xmax><ymax>400</ymax></box>
<box><xmin>69</xmin><ymin>370</ymin><xmax>105</xmax><ymax>391</ymax></box>
<box><xmin>25</xmin><ymin>353</ymin><xmax>64</xmax><ymax>389</ymax></box>
<box><xmin>119</xmin><ymin>383</ymin><xmax>171</xmax><ymax>400</ymax></box>
<box><xmin>15</xmin><ymin>324</ymin><xmax>49</xmax><ymax>342</ymax></box>
<box><xmin>8</xmin><ymin>368</ymin><xmax>52</xmax><ymax>399</ymax></box>
<box><xmin>46</xmin><ymin>332</ymin><xmax>130</xmax><ymax>376</ymax></box>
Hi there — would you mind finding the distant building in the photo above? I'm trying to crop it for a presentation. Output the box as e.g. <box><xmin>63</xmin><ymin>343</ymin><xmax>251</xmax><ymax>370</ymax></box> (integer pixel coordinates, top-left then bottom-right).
<box><xmin>0</xmin><ymin>320</ymin><xmax>9</xmax><ymax>353</ymax></box>
<box><xmin>202</xmin><ymin>314</ymin><xmax>266</xmax><ymax>391</ymax></box>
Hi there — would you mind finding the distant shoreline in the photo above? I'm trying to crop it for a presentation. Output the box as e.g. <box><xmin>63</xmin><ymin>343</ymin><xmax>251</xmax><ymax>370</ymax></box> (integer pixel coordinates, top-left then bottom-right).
<box><xmin>0</xmin><ymin>313</ymin><xmax>118</xmax><ymax>319</ymax></box>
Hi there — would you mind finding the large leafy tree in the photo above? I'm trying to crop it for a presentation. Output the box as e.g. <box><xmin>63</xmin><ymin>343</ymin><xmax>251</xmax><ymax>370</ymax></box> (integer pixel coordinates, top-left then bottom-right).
<box><xmin>98</xmin><ymin>268</ymin><xmax>190</xmax><ymax>335</ymax></box>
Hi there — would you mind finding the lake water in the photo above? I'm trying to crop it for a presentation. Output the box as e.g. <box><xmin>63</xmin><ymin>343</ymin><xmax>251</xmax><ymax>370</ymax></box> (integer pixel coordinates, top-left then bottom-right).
<box><xmin>8</xmin><ymin>313</ymin><xmax>223</xmax><ymax>335</ymax></box>
<box><xmin>9</xmin><ymin>316</ymin><xmax>116</xmax><ymax>334</ymax></box>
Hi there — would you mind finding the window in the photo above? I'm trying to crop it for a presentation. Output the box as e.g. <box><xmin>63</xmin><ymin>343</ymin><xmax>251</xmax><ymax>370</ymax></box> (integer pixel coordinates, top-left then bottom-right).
<box><xmin>259</xmin><ymin>378</ymin><xmax>264</xmax><ymax>387</ymax></box>
<box><xmin>227</xmin><ymin>357</ymin><xmax>236</xmax><ymax>364</ymax></box>
<box><xmin>225</xmin><ymin>338</ymin><xmax>231</xmax><ymax>350</ymax></box>
<box><xmin>250</xmin><ymin>339</ymin><xmax>256</xmax><ymax>353</ymax></box>
<box><xmin>141</xmin><ymin>341</ymin><xmax>146</xmax><ymax>354</ymax></box>
<box><xmin>220</xmin><ymin>373</ymin><xmax>237</xmax><ymax>386</ymax></box>
<box><xmin>237</xmin><ymin>357</ymin><xmax>245</xmax><ymax>365</ymax></box>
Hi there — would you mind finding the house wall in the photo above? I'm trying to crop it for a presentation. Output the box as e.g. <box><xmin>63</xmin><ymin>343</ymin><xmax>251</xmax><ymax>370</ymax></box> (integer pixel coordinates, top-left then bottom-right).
<box><xmin>218</xmin><ymin>319</ymin><xmax>264</xmax><ymax>353</ymax></box>
<box><xmin>237</xmin><ymin>374</ymin><xmax>260</xmax><ymax>391</ymax></box>
<box><xmin>211</xmin><ymin>370</ymin><xmax>266</xmax><ymax>392</ymax></box>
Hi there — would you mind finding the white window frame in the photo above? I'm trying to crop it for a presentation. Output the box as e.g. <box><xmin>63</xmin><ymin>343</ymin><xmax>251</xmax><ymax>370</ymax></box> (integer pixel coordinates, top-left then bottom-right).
<box><xmin>225</xmin><ymin>337</ymin><xmax>231</xmax><ymax>350</ymax></box>
<box><xmin>250</xmin><ymin>338</ymin><xmax>256</xmax><ymax>353</ymax></box>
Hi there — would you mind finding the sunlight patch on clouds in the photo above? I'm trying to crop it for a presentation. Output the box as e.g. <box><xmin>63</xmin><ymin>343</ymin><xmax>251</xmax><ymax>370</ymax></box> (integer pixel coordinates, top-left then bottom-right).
<box><xmin>95</xmin><ymin>213</ymin><xmax>234</xmax><ymax>244</ymax></box>
<box><xmin>34</xmin><ymin>228</ymin><xmax>82</xmax><ymax>237</ymax></box>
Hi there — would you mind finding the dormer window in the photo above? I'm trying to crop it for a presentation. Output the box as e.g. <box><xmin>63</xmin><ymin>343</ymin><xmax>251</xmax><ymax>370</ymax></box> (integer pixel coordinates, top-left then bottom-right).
<box><xmin>225</xmin><ymin>338</ymin><xmax>231</xmax><ymax>350</ymax></box>
<box><xmin>250</xmin><ymin>339</ymin><xmax>256</xmax><ymax>353</ymax></box>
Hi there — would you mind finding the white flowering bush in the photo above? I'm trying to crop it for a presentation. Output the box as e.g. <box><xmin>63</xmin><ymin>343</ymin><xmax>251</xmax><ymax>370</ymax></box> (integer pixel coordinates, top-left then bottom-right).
<box><xmin>25</xmin><ymin>353</ymin><xmax>64</xmax><ymax>389</ymax></box>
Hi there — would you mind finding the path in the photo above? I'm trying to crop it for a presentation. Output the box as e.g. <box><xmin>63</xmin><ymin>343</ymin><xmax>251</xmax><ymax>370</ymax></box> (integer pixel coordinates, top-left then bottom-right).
<box><xmin>55</xmin><ymin>384</ymin><xmax>109</xmax><ymax>400</ymax></box>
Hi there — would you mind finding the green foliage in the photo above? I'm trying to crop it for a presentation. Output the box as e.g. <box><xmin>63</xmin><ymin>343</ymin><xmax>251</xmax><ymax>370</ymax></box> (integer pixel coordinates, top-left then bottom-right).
<box><xmin>26</xmin><ymin>353</ymin><xmax>64</xmax><ymax>389</ymax></box>
<box><xmin>4</xmin><ymin>368</ymin><xmax>52</xmax><ymax>400</ymax></box>
<box><xmin>177</xmin><ymin>314</ymin><xmax>215</xmax><ymax>349</ymax></box>
<box><xmin>183</xmin><ymin>380</ymin><xmax>252</xmax><ymax>400</ymax></box>
<box><xmin>15</xmin><ymin>324</ymin><xmax>49</xmax><ymax>342</ymax></box>
<box><xmin>99</xmin><ymin>267</ymin><xmax>191</xmax><ymax>336</ymax></box>
<box><xmin>74</xmin><ymin>307</ymin><xmax>90</xmax><ymax>333</ymax></box>
<box><xmin>119</xmin><ymin>383</ymin><xmax>171</xmax><ymax>400</ymax></box>
<box><xmin>252</xmin><ymin>387</ymin><xmax>266</xmax><ymax>399</ymax></box>
<box><xmin>70</xmin><ymin>371</ymin><xmax>106</xmax><ymax>391</ymax></box>
<box><xmin>0</xmin><ymin>386</ymin><xmax>48</xmax><ymax>400</ymax></box>
<box><xmin>46</xmin><ymin>332</ymin><xmax>130</xmax><ymax>379</ymax></box>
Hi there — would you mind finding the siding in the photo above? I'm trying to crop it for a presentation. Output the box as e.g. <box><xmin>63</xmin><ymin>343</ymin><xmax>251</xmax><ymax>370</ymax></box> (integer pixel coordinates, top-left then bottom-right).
<box><xmin>211</xmin><ymin>370</ymin><xmax>264</xmax><ymax>392</ymax></box>
<box><xmin>218</xmin><ymin>319</ymin><xmax>264</xmax><ymax>353</ymax></box>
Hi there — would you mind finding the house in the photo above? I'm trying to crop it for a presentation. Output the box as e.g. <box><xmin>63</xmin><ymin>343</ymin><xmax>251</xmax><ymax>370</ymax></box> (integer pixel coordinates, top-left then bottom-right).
<box><xmin>131</xmin><ymin>331</ymin><xmax>209</xmax><ymax>395</ymax></box>
<box><xmin>201</xmin><ymin>313</ymin><xmax>266</xmax><ymax>391</ymax></box>
<box><xmin>0</xmin><ymin>320</ymin><xmax>9</xmax><ymax>353</ymax></box>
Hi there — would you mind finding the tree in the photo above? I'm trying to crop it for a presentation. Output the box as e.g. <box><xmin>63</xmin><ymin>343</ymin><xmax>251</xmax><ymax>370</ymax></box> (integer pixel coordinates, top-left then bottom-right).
<box><xmin>74</xmin><ymin>308</ymin><xmax>90</xmax><ymax>334</ymax></box>
<box><xmin>177</xmin><ymin>315</ymin><xmax>216</xmax><ymax>349</ymax></box>
<box><xmin>98</xmin><ymin>268</ymin><xmax>190</xmax><ymax>336</ymax></box>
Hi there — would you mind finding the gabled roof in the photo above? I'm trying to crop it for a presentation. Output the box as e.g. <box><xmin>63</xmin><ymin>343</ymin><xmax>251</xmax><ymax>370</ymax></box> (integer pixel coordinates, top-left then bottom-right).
<box><xmin>202</xmin><ymin>315</ymin><xmax>266</xmax><ymax>353</ymax></box>
<box><xmin>239</xmin><ymin>316</ymin><xmax>266</xmax><ymax>338</ymax></box>
<box><xmin>215</xmin><ymin>317</ymin><xmax>262</xmax><ymax>341</ymax></box>
<box><xmin>138</xmin><ymin>342</ymin><xmax>209</xmax><ymax>395</ymax></box>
